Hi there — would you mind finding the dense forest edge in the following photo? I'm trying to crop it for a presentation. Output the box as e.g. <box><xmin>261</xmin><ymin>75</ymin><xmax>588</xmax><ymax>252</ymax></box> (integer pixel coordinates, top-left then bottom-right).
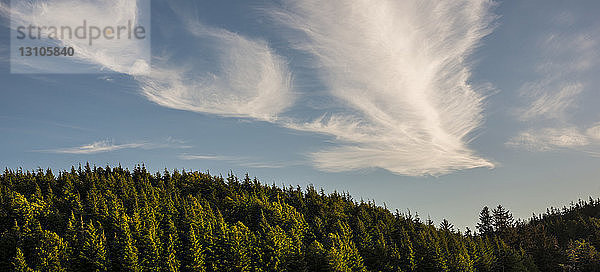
<box><xmin>1</xmin><ymin>164</ymin><xmax>599</xmax><ymax>271</ymax></box>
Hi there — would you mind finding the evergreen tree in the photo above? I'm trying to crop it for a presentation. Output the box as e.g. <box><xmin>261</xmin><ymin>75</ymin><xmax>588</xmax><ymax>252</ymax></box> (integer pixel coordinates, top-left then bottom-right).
<box><xmin>473</xmin><ymin>237</ymin><xmax>496</xmax><ymax>272</ymax></box>
<box><xmin>111</xmin><ymin>213</ymin><xmax>140</xmax><ymax>272</ymax></box>
<box><xmin>476</xmin><ymin>207</ymin><xmax>494</xmax><ymax>236</ymax></box>
<box><xmin>161</xmin><ymin>233</ymin><xmax>180</xmax><ymax>272</ymax></box>
<box><xmin>79</xmin><ymin>221</ymin><xmax>107</xmax><ymax>272</ymax></box>
<box><xmin>326</xmin><ymin>221</ymin><xmax>366</xmax><ymax>272</ymax></box>
<box><xmin>306</xmin><ymin>240</ymin><xmax>328</xmax><ymax>272</ymax></box>
<box><xmin>139</xmin><ymin>226</ymin><xmax>161</xmax><ymax>272</ymax></box>
<box><xmin>439</xmin><ymin>219</ymin><xmax>454</xmax><ymax>232</ymax></box>
<box><xmin>186</xmin><ymin>224</ymin><xmax>205</xmax><ymax>272</ymax></box>
<box><xmin>565</xmin><ymin>239</ymin><xmax>600</xmax><ymax>271</ymax></box>
<box><xmin>6</xmin><ymin>165</ymin><xmax>600</xmax><ymax>271</ymax></box>
<box><xmin>34</xmin><ymin>229</ymin><xmax>68</xmax><ymax>272</ymax></box>
<box><xmin>13</xmin><ymin>247</ymin><xmax>32</xmax><ymax>272</ymax></box>
<box><xmin>492</xmin><ymin>205</ymin><xmax>514</xmax><ymax>235</ymax></box>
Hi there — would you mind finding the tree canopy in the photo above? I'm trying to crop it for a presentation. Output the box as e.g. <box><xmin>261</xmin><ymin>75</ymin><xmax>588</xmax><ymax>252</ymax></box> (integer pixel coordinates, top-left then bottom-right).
<box><xmin>0</xmin><ymin>165</ymin><xmax>597</xmax><ymax>271</ymax></box>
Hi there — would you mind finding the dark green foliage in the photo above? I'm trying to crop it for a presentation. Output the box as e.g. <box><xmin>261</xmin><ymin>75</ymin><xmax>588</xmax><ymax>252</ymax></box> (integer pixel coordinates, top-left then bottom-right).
<box><xmin>0</xmin><ymin>165</ymin><xmax>595</xmax><ymax>271</ymax></box>
<box><xmin>509</xmin><ymin>198</ymin><xmax>600</xmax><ymax>271</ymax></box>
<box><xmin>79</xmin><ymin>220</ymin><xmax>107</xmax><ymax>272</ymax></box>
<box><xmin>476</xmin><ymin>207</ymin><xmax>494</xmax><ymax>236</ymax></box>
<box><xmin>492</xmin><ymin>205</ymin><xmax>514</xmax><ymax>235</ymax></box>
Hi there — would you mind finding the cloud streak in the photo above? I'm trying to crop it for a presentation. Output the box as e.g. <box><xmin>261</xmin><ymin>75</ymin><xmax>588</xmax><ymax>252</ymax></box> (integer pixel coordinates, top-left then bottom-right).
<box><xmin>179</xmin><ymin>154</ymin><xmax>303</xmax><ymax>169</ymax></box>
<box><xmin>271</xmin><ymin>0</ymin><xmax>496</xmax><ymax>175</ymax></box>
<box><xmin>135</xmin><ymin>1</ymin><xmax>294</xmax><ymax>122</ymax></box>
<box><xmin>39</xmin><ymin>140</ymin><xmax>147</xmax><ymax>154</ymax></box>
<box><xmin>506</xmin><ymin>127</ymin><xmax>589</xmax><ymax>152</ymax></box>
<box><xmin>509</xmin><ymin>14</ymin><xmax>600</xmax><ymax>153</ymax></box>
<box><xmin>2</xmin><ymin>0</ymin><xmax>150</xmax><ymax>74</ymax></box>
<box><xmin>2</xmin><ymin>0</ymin><xmax>294</xmax><ymax>121</ymax></box>
<box><xmin>517</xmin><ymin>82</ymin><xmax>583</xmax><ymax>121</ymax></box>
<box><xmin>37</xmin><ymin>137</ymin><xmax>190</xmax><ymax>154</ymax></box>
<box><xmin>138</xmin><ymin>23</ymin><xmax>294</xmax><ymax>121</ymax></box>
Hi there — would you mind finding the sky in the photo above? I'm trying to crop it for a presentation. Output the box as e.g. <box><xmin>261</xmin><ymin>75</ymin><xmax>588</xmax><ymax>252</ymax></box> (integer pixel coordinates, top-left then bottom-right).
<box><xmin>1</xmin><ymin>0</ymin><xmax>600</xmax><ymax>230</ymax></box>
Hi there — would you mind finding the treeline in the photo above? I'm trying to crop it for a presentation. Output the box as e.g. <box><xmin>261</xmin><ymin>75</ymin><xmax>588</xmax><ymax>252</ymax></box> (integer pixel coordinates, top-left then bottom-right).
<box><xmin>477</xmin><ymin>199</ymin><xmax>600</xmax><ymax>271</ymax></box>
<box><xmin>0</xmin><ymin>165</ymin><xmax>595</xmax><ymax>271</ymax></box>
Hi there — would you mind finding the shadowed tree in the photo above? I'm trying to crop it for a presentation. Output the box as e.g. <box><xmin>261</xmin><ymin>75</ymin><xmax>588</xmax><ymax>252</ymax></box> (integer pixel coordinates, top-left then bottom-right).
<box><xmin>477</xmin><ymin>207</ymin><xmax>494</xmax><ymax>236</ymax></box>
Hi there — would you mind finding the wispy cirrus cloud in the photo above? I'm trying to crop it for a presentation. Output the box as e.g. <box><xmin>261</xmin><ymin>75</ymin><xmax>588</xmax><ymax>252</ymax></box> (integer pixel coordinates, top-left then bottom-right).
<box><xmin>4</xmin><ymin>0</ymin><xmax>499</xmax><ymax>176</ymax></box>
<box><xmin>1</xmin><ymin>0</ymin><xmax>150</xmax><ymax>74</ymax></box>
<box><xmin>509</xmin><ymin>13</ymin><xmax>600</xmax><ymax>153</ymax></box>
<box><xmin>517</xmin><ymin>82</ymin><xmax>583</xmax><ymax>121</ymax></box>
<box><xmin>139</xmin><ymin>23</ymin><xmax>294</xmax><ymax>121</ymax></box>
<box><xmin>514</xmin><ymin>29</ymin><xmax>596</xmax><ymax>122</ymax></box>
<box><xmin>178</xmin><ymin>154</ymin><xmax>231</xmax><ymax>161</ymax></box>
<box><xmin>39</xmin><ymin>140</ymin><xmax>147</xmax><ymax>154</ymax></box>
<box><xmin>1</xmin><ymin>0</ymin><xmax>294</xmax><ymax>121</ymax></box>
<box><xmin>586</xmin><ymin>124</ymin><xmax>600</xmax><ymax>141</ymax></box>
<box><xmin>136</xmin><ymin>1</ymin><xmax>295</xmax><ymax>122</ymax></box>
<box><xmin>506</xmin><ymin>127</ymin><xmax>589</xmax><ymax>152</ymax></box>
<box><xmin>179</xmin><ymin>154</ymin><xmax>303</xmax><ymax>169</ymax></box>
<box><xmin>271</xmin><ymin>0</ymin><xmax>496</xmax><ymax>175</ymax></box>
<box><xmin>38</xmin><ymin>137</ymin><xmax>190</xmax><ymax>154</ymax></box>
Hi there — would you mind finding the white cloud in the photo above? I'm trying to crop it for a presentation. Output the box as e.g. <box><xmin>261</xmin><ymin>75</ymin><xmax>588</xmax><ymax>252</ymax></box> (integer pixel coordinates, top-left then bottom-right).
<box><xmin>271</xmin><ymin>0</ymin><xmax>496</xmax><ymax>175</ymax></box>
<box><xmin>586</xmin><ymin>124</ymin><xmax>600</xmax><ymax>140</ymax></box>
<box><xmin>2</xmin><ymin>0</ymin><xmax>294</xmax><ymax>121</ymax></box>
<box><xmin>178</xmin><ymin>154</ymin><xmax>231</xmax><ymax>161</ymax></box>
<box><xmin>138</xmin><ymin>24</ymin><xmax>294</xmax><ymax>121</ymax></box>
<box><xmin>5</xmin><ymin>0</ymin><xmax>499</xmax><ymax>176</ymax></box>
<box><xmin>135</xmin><ymin>2</ymin><xmax>294</xmax><ymax>122</ymax></box>
<box><xmin>507</xmin><ymin>127</ymin><xmax>589</xmax><ymax>152</ymax></box>
<box><xmin>238</xmin><ymin>161</ymin><xmax>304</xmax><ymax>169</ymax></box>
<box><xmin>510</xmin><ymin>18</ymin><xmax>600</xmax><ymax>152</ymax></box>
<box><xmin>179</xmin><ymin>154</ymin><xmax>302</xmax><ymax>169</ymax></box>
<box><xmin>518</xmin><ymin>82</ymin><xmax>582</xmax><ymax>121</ymax></box>
<box><xmin>38</xmin><ymin>138</ymin><xmax>190</xmax><ymax>154</ymax></box>
<box><xmin>3</xmin><ymin>0</ymin><xmax>150</xmax><ymax>74</ymax></box>
<box><xmin>40</xmin><ymin>140</ymin><xmax>147</xmax><ymax>154</ymax></box>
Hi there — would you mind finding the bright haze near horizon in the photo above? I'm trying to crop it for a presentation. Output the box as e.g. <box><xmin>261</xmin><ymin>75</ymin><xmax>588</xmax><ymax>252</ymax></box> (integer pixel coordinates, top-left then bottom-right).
<box><xmin>1</xmin><ymin>0</ymin><xmax>600</xmax><ymax>230</ymax></box>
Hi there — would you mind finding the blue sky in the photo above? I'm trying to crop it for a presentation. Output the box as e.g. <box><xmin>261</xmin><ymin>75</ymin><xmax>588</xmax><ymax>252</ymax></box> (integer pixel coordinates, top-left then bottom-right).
<box><xmin>1</xmin><ymin>0</ymin><xmax>600</xmax><ymax>229</ymax></box>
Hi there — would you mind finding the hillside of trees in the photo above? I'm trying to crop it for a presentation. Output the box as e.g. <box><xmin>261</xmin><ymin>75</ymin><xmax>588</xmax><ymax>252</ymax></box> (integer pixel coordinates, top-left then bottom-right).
<box><xmin>0</xmin><ymin>165</ymin><xmax>598</xmax><ymax>271</ymax></box>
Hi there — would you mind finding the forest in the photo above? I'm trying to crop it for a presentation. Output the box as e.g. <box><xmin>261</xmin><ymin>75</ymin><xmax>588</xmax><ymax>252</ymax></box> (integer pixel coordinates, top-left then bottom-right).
<box><xmin>1</xmin><ymin>165</ymin><xmax>599</xmax><ymax>271</ymax></box>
